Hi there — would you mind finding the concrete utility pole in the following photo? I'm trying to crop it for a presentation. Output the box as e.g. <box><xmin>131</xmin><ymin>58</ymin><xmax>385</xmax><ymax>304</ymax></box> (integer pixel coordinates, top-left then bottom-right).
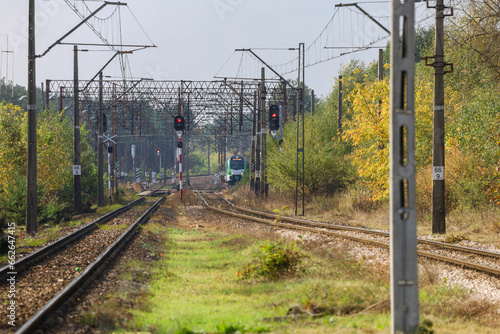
<box><xmin>255</xmin><ymin>87</ymin><xmax>262</xmax><ymax>195</ymax></box>
<box><xmin>73</xmin><ymin>46</ymin><xmax>82</xmax><ymax>214</ymax></box>
<box><xmin>282</xmin><ymin>80</ymin><xmax>288</xmax><ymax>123</ymax></box>
<box><xmin>179</xmin><ymin>82</ymin><xmax>184</xmax><ymax>200</ymax></box>
<box><xmin>250</xmin><ymin>92</ymin><xmax>257</xmax><ymax>190</ymax></box>
<box><xmin>97</xmin><ymin>72</ymin><xmax>104</xmax><ymax>207</ymax></box>
<box><xmin>390</xmin><ymin>1</ymin><xmax>419</xmax><ymax>333</ymax></box>
<box><xmin>378</xmin><ymin>48</ymin><xmax>384</xmax><ymax>81</ymax></box>
<box><xmin>311</xmin><ymin>90</ymin><xmax>315</xmax><ymax>115</ymax></box>
<box><xmin>207</xmin><ymin>141</ymin><xmax>211</xmax><ymax>175</ymax></box>
<box><xmin>112</xmin><ymin>84</ymin><xmax>117</xmax><ymax>197</ymax></box>
<box><xmin>378</xmin><ymin>49</ymin><xmax>384</xmax><ymax>119</ymax></box>
<box><xmin>295</xmin><ymin>43</ymin><xmax>305</xmax><ymax>216</ymax></box>
<box><xmin>27</xmin><ymin>0</ymin><xmax>37</xmax><ymax>234</ymax></box>
<box><xmin>338</xmin><ymin>75</ymin><xmax>343</xmax><ymax>133</ymax></box>
<box><xmin>259</xmin><ymin>68</ymin><xmax>267</xmax><ymax>199</ymax></box>
<box><xmin>428</xmin><ymin>0</ymin><xmax>453</xmax><ymax>234</ymax></box>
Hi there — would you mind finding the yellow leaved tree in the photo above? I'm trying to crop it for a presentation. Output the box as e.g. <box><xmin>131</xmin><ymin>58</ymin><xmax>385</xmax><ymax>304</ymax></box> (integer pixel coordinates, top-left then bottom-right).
<box><xmin>1</xmin><ymin>103</ymin><xmax>96</xmax><ymax>225</ymax></box>
<box><xmin>342</xmin><ymin>74</ymin><xmax>433</xmax><ymax>201</ymax></box>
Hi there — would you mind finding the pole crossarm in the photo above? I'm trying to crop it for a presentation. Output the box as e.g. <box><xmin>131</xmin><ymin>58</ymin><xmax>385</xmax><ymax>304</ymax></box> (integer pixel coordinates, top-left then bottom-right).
<box><xmin>58</xmin><ymin>42</ymin><xmax>155</xmax><ymax>49</ymax></box>
<box><xmin>335</xmin><ymin>3</ymin><xmax>391</xmax><ymax>35</ymax></box>
<box><xmin>37</xmin><ymin>2</ymin><xmax>127</xmax><ymax>58</ymax></box>
<box><xmin>82</xmin><ymin>52</ymin><xmax>120</xmax><ymax>92</ymax></box>
<box><xmin>235</xmin><ymin>49</ymin><xmax>297</xmax><ymax>91</ymax></box>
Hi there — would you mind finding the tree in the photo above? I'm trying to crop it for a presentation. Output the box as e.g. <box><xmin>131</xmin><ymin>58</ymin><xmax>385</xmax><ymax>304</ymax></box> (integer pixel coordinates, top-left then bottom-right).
<box><xmin>0</xmin><ymin>103</ymin><xmax>98</xmax><ymax>225</ymax></box>
<box><xmin>342</xmin><ymin>79</ymin><xmax>390</xmax><ymax>201</ymax></box>
<box><xmin>266</xmin><ymin>106</ymin><xmax>354</xmax><ymax>196</ymax></box>
<box><xmin>342</xmin><ymin>71</ymin><xmax>434</xmax><ymax>201</ymax></box>
<box><xmin>448</xmin><ymin>0</ymin><xmax>500</xmax><ymax>80</ymax></box>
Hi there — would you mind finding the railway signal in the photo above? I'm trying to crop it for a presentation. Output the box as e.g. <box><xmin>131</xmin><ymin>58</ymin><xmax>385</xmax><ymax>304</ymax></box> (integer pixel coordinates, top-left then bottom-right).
<box><xmin>173</xmin><ymin>115</ymin><xmax>185</xmax><ymax>201</ymax></box>
<box><xmin>174</xmin><ymin>115</ymin><xmax>185</xmax><ymax>132</ymax></box>
<box><xmin>269</xmin><ymin>105</ymin><xmax>280</xmax><ymax>132</ymax></box>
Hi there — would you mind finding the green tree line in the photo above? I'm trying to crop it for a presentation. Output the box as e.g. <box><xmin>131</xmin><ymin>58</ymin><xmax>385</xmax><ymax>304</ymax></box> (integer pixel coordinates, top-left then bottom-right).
<box><xmin>264</xmin><ymin>2</ymin><xmax>500</xmax><ymax>215</ymax></box>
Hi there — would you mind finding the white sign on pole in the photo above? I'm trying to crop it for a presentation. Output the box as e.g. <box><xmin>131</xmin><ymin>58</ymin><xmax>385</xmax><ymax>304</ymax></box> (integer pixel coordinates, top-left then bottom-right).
<box><xmin>432</xmin><ymin>166</ymin><xmax>445</xmax><ymax>180</ymax></box>
<box><xmin>131</xmin><ymin>144</ymin><xmax>136</xmax><ymax>159</ymax></box>
<box><xmin>73</xmin><ymin>165</ymin><xmax>82</xmax><ymax>176</ymax></box>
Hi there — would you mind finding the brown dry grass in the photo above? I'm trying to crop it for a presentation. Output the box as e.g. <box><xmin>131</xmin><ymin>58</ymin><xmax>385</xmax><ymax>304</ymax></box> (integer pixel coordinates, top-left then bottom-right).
<box><xmin>228</xmin><ymin>184</ymin><xmax>500</xmax><ymax>249</ymax></box>
<box><xmin>167</xmin><ymin>188</ymin><xmax>200</xmax><ymax>207</ymax></box>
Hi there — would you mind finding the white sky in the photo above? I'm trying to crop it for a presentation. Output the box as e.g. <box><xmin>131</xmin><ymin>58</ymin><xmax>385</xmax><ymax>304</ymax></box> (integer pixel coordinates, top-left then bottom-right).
<box><xmin>0</xmin><ymin>1</ymin><xmax>432</xmax><ymax>98</ymax></box>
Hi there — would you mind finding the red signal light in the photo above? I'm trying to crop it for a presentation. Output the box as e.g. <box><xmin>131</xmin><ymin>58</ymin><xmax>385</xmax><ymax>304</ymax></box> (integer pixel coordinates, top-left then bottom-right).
<box><xmin>174</xmin><ymin>115</ymin><xmax>185</xmax><ymax>131</ymax></box>
<box><xmin>269</xmin><ymin>105</ymin><xmax>280</xmax><ymax>131</ymax></box>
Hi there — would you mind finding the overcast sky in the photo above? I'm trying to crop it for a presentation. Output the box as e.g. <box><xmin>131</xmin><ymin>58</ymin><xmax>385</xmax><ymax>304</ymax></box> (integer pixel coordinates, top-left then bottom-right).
<box><xmin>0</xmin><ymin>1</ymin><xmax>432</xmax><ymax>98</ymax></box>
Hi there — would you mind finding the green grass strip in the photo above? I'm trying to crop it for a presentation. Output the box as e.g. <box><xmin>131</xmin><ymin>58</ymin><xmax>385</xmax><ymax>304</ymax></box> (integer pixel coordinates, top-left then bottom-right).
<box><xmin>126</xmin><ymin>228</ymin><xmax>392</xmax><ymax>334</ymax></box>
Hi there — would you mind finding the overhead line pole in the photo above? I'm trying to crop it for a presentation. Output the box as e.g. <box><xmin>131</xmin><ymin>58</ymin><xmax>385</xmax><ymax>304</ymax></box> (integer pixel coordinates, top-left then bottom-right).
<box><xmin>338</xmin><ymin>75</ymin><xmax>343</xmax><ymax>133</ymax></box>
<box><xmin>73</xmin><ymin>46</ymin><xmax>82</xmax><ymax>214</ymax></box>
<box><xmin>98</xmin><ymin>72</ymin><xmax>105</xmax><ymax>207</ymax></box>
<box><xmin>255</xmin><ymin>86</ymin><xmax>262</xmax><ymax>195</ymax></box>
<box><xmin>27</xmin><ymin>0</ymin><xmax>37</xmax><ymax>235</ymax></box>
<box><xmin>390</xmin><ymin>1</ymin><xmax>419</xmax><ymax>332</ymax></box>
<box><xmin>294</xmin><ymin>43</ymin><xmax>305</xmax><ymax>216</ymax></box>
<box><xmin>259</xmin><ymin>68</ymin><xmax>267</xmax><ymax>200</ymax></box>
<box><xmin>300</xmin><ymin>43</ymin><xmax>305</xmax><ymax>215</ymax></box>
<box><xmin>250</xmin><ymin>92</ymin><xmax>257</xmax><ymax>190</ymax></box>
<box><xmin>427</xmin><ymin>0</ymin><xmax>453</xmax><ymax>234</ymax></box>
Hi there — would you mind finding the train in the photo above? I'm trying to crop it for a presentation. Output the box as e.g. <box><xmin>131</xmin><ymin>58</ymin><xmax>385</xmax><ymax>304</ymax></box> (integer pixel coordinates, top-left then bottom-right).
<box><xmin>225</xmin><ymin>155</ymin><xmax>247</xmax><ymax>186</ymax></box>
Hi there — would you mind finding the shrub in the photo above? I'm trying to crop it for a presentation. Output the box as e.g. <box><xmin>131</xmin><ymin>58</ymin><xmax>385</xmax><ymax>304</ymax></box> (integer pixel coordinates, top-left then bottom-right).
<box><xmin>266</xmin><ymin>109</ymin><xmax>355</xmax><ymax>196</ymax></box>
<box><xmin>0</xmin><ymin>172</ymin><xmax>26</xmax><ymax>225</ymax></box>
<box><xmin>237</xmin><ymin>240</ymin><xmax>304</xmax><ymax>281</ymax></box>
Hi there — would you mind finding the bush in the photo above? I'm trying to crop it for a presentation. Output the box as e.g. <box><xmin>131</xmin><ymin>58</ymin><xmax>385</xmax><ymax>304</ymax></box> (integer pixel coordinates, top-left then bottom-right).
<box><xmin>266</xmin><ymin>109</ymin><xmax>354</xmax><ymax>196</ymax></box>
<box><xmin>0</xmin><ymin>172</ymin><xmax>26</xmax><ymax>225</ymax></box>
<box><xmin>237</xmin><ymin>240</ymin><xmax>304</xmax><ymax>281</ymax></box>
<box><xmin>38</xmin><ymin>195</ymin><xmax>71</xmax><ymax>225</ymax></box>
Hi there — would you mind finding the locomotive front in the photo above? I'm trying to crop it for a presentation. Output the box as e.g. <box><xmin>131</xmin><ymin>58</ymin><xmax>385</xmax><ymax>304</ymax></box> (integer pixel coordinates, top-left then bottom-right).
<box><xmin>225</xmin><ymin>155</ymin><xmax>247</xmax><ymax>186</ymax></box>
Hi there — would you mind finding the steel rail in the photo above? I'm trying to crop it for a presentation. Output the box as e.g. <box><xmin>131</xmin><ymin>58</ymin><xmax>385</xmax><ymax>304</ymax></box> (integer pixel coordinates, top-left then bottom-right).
<box><xmin>215</xmin><ymin>194</ymin><xmax>500</xmax><ymax>260</ymax></box>
<box><xmin>200</xmin><ymin>193</ymin><xmax>500</xmax><ymax>277</ymax></box>
<box><xmin>15</xmin><ymin>194</ymin><xmax>167</xmax><ymax>334</ymax></box>
<box><xmin>0</xmin><ymin>197</ymin><xmax>144</xmax><ymax>282</ymax></box>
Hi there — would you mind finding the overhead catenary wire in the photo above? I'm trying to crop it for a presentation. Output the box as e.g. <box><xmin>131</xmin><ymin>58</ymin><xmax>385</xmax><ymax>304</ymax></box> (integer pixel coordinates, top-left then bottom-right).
<box><xmin>216</xmin><ymin>3</ymin><xmax>393</xmax><ymax>82</ymax></box>
<box><xmin>63</xmin><ymin>0</ymin><xmax>156</xmax><ymax>81</ymax></box>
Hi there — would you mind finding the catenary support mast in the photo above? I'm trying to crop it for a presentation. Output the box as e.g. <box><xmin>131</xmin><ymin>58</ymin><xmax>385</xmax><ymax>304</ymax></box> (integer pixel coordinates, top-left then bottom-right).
<box><xmin>390</xmin><ymin>0</ymin><xmax>419</xmax><ymax>332</ymax></box>
<box><xmin>27</xmin><ymin>0</ymin><xmax>37</xmax><ymax>234</ymax></box>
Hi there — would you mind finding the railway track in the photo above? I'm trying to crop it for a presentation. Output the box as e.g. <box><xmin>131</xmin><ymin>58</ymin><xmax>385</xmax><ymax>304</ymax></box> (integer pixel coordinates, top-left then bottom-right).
<box><xmin>0</xmin><ymin>198</ymin><xmax>144</xmax><ymax>283</ymax></box>
<box><xmin>196</xmin><ymin>191</ymin><xmax>500</xmax><ymax>278</ymax></box>
<box><xmin>1</xmin><ymin>189</ymin><xmax>171</xmax><ymax>333</ymax></box>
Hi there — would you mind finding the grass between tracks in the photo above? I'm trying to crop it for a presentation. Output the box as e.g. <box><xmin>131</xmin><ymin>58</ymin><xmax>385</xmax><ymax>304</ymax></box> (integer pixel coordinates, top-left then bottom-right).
<box><xmin>102</xmin><ymin>200</ymin><xmax>498</xmax><ymax>333</ymax></box>
<box><xmin>119</xmin><ymin>227</ymin><xmax>391</xmax><ymax>333</ymax></box>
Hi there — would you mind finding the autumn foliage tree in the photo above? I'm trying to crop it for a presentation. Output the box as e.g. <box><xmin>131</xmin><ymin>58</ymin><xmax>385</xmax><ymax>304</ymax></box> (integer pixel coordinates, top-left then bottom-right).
<box><xmin>342</xmin><ymin>77</ymin><xmax>390</xmax><ymax>201</ymax></box>
<box><xmin>0</xmin><ymin>103</ymin><xmax>97</xmax><ymax>226</ymax></box>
